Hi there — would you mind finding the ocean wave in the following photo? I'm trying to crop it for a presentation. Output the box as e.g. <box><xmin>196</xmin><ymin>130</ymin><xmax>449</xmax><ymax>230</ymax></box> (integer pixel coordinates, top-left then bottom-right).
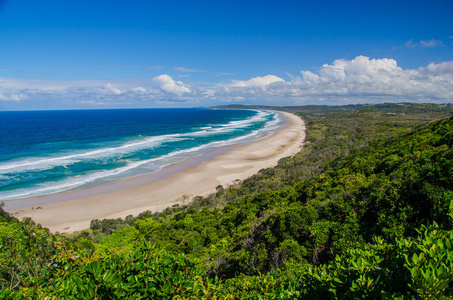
<box><xmin>0</xmin><ymin>135</ymin><xmax>186</xmax><ymax>174</ymax></box>
<box><xmin>185</xmin><ymin>110</ymin><xmax>271</xmax><ymax>136</ymax></box>
<box><xmin>0</xmin><ymin>110</ymin><xmax>281</xmax><ymax>200</ymax></box>
<box><xmin>0</xmin><ymin>110</ymin><xmax>272</xmax><ymax>175</ymax></box>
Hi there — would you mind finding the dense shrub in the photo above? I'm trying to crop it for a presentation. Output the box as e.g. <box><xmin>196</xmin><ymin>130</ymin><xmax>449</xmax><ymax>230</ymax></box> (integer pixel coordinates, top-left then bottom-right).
<box><xmin>2</xmin><ymin>103</ymin><xmax>453</xmax><ymax>298</ymax></box>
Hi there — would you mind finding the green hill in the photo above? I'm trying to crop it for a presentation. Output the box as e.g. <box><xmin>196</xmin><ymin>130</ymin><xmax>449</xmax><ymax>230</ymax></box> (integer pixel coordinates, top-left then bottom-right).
<box><xmin>1</xmin><ymin>104</ymin><xmax>453</xmax><ymax>299</ymax></box>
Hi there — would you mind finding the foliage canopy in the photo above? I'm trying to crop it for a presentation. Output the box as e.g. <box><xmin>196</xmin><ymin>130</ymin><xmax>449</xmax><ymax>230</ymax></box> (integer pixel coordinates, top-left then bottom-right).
<box><xmin>1</xmin><ymin>103</ymin><xmax>453</xmax><ymax>298</ymax></box>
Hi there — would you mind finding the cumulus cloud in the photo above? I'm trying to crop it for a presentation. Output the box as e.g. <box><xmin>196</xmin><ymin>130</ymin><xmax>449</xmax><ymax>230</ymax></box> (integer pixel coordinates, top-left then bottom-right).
<box><xmin>287</xmin><ymin>56</ymin><xmax>453</xmax><ymax>101</ymax></box>
<box><xmin>424</xmin><ymin>61</ymin><xmax>453</xmax><ymax>75</ymax></box>
<box><xmin>229</xmin><ymin>75</ymin><xmax>285</xmax><ymax>87</ymax></box>
<box><xmin>0</xmin><ymin>75</ymin><xmax>195</xmax><ymax>109</ymax></box>
<box><xmin>0</xmin><ymin>92</ymin><xmax>27</xmax><ymax>101</ymax></box>
<box><xmin>152</xmin><ymin>74</ymin><xmax>191</xmax><ymax>95</ymax></box>
<box><xmin>0</xmin><ymin>56</ymin><xmax>452</xmax><ymax>108</ymax></box>
<box><xmin>210</xmin><ymin>56</ymin><xmax>453</xmax><ymax>104</ymax></box>
<box><xmin>103</xmin><ymin>83</ymin><xmax>122</xmax><ymax>94</ymax></box>
<box><xmin>131</xmin><ymin>87</ymin><xmax>147</xmax><ymax>92</ymax></box>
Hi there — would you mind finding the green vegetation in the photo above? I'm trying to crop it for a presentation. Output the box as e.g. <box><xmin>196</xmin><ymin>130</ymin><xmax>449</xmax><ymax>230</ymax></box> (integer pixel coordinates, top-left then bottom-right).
<box><xmin>1</xmin><ymin>103</ymin><xmax>453</xmax><ymax>299</ymax></box>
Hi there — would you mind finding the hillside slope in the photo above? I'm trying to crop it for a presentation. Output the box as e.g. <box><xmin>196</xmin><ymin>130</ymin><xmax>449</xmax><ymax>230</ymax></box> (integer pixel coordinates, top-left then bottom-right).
<box><xmin>1</xmin><ymin>107</ymin><xmax>453</xmax><ymax>298</ymax></box>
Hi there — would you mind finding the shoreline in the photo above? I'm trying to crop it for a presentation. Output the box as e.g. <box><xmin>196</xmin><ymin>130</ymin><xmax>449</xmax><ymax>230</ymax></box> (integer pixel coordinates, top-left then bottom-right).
<box><xmin>6</xmin><ymin>111</ymin><xmax>306</xmax><ymax>233</ymax></box>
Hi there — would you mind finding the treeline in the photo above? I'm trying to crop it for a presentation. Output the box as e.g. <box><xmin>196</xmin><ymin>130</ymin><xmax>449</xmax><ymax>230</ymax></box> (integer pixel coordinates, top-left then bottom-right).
<box><xmin>1</xmin><ymin>103</ymin><xmax>453</xmax><ymax>298</ymax></box>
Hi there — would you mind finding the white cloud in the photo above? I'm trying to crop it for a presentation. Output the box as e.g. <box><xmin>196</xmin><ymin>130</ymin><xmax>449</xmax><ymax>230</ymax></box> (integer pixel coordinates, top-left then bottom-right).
<box><xmin>131</xmin><ymin>87</ymin><xmax>147</xmax><ymax>92</ymax></box>
<box><xmin>0</xmin><ymin>76</ymin><xmax>195</xmax><ymax>109</ymax></box>
<box><xmin>103</xmin><ymin>83</ymin><xmax>122</xmax><ymax>94</ymax></box>
<box><xmin>0</xmin><ymin>92</ymin><xmax>27</xmax><ymax>101</ymax></box>
<box><xmin>0</xmin><ymin>56</ymin><xmax>452</xmax><ymax>108</ymax></box>
<box><xmin>229</xmin><ymin>75</ymin><xmax>285</xmax><ymax>87</ymax></box>
<box><xmin>420</xmin><ymin>39</ymin><xmax>444</xmax><ymax>47</ymax></box>
<box><xmin>286</xmin><ymin>56</ymin><xmax>453</xmax><ymax>101</ymax></box>
<box><xmin>174</xmin><ymin>67</ymin><xmax>207</xmax><ymax>73</ymax></box>
<box><xmin>210</xmin><ymin>56</ymin><xmax>453</xmax><ymax>104</ymax></box>
<box><xmin>424</xmin><ymin>61</ymin><xmax>453</xmax><ymax>75</ymax></box>
<box><xmin>152</xmin><ymin>74</ymin><xmax>191</xmax><ymax>95</ymax></box>
<box><xmin>404</xmin><ymin>38</ymin><xmax>445</xmax><ymax>48</ymax></box>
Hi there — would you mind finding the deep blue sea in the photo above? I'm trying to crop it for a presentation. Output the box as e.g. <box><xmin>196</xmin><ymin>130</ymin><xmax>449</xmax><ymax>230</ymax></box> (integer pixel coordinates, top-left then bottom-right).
<box><xmin>0</xmin><ymin>108</ymin><xmax>283</xmax><ymax>200</ymax></box>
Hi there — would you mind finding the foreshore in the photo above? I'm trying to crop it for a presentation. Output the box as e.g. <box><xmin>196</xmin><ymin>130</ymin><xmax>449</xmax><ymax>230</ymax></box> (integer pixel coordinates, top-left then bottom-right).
<box><xmin>5</xmin><ymin>112</ymin><xmax>306</xmax><ymax>233</ymax></box>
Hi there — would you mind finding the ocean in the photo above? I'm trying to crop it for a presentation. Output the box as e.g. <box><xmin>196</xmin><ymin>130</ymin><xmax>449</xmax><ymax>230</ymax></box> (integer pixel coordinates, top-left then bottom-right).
<box><xmin>0</xmin><ymin>108</ymin><xmax>284</xmax><ymax>201</ymax></box>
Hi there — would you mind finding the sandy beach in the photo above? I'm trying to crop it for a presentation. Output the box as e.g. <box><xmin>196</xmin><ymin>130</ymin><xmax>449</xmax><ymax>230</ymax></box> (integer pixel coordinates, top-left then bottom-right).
<box><xmin>6</xmin><ymin>111</ymin><xmax>305</xmax><ymax>233</ymax></box>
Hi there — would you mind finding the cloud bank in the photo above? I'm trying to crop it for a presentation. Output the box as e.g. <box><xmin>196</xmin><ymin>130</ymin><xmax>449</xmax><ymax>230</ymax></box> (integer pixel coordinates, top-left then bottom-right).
<box><xmin>1</xmin><ymin>56</ymin><xmax>452</xmax><ymax>109</ymax></box>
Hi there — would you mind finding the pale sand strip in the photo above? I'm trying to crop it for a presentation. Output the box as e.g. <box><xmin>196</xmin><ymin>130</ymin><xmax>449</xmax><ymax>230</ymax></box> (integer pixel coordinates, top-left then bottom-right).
<box><xmin>8</xmin><ymin>112</ymin><xmax>305</xmax><ymax>233</ymax></box>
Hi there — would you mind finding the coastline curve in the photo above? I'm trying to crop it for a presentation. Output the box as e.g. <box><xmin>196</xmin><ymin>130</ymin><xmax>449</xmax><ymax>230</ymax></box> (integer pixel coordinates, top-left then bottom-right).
<box><xmin>6</xmin><ymin>111</ymin><xmax>306</xmax><ymax>233</ymax></box>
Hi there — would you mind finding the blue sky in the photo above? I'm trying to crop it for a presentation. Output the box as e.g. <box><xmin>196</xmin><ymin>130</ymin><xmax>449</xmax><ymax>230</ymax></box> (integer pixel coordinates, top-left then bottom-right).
<box><xmin>0</xmin><ymin>0</ymin><xmax>452</xmax><ymax>109</ymax></box>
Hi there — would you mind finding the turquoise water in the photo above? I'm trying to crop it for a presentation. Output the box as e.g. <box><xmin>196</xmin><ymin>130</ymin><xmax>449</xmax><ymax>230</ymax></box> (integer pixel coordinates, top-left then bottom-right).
<box><xmin>0</xmin><ymin>108</ymin><xmax>283</xmax><ymax>200</ymax></box>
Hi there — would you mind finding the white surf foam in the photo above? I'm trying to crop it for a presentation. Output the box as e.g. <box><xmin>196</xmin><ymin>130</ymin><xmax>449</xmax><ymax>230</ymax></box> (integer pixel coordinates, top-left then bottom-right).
<box><xmin>0</xmin><ymin>110</ymin><xmax>281</xmax><ymax>200</ymax></box>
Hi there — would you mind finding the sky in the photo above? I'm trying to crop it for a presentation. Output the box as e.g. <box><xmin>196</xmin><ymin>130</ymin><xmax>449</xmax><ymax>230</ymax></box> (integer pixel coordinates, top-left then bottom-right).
<box><xmin>0</xmin><ymin>0</ymin><xmax>452</xmax><ymax>110</ymax></box>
